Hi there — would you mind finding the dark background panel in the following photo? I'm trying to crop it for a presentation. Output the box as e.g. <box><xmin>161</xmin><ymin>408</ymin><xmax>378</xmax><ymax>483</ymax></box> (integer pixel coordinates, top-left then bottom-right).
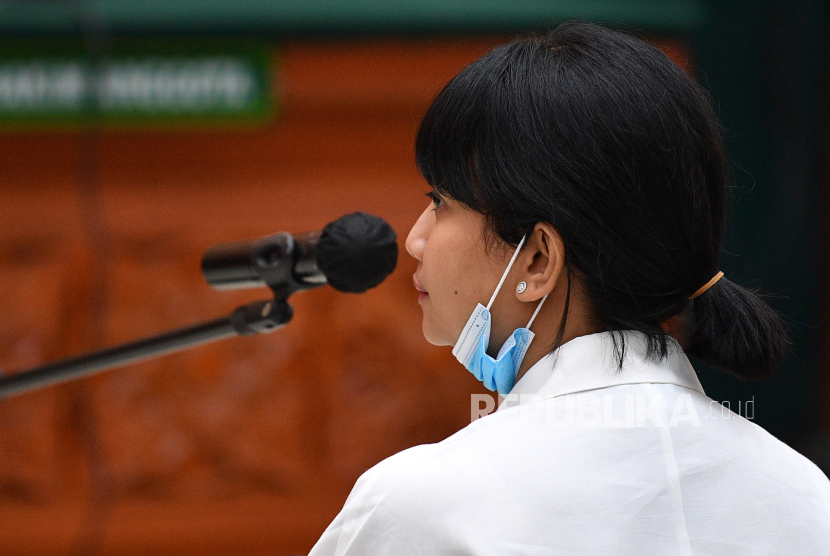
<box><xmin>689</xmin><ymin>0</ymin><xmax>829</xmax><ymax>467</ymax></box>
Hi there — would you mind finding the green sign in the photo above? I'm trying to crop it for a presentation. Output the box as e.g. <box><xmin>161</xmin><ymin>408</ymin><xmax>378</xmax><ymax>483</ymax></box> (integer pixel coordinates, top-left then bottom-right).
<box><xmin>0</xmin><ymin>39</ymin><xmax>275</xmax><ymax>130</ymax></box>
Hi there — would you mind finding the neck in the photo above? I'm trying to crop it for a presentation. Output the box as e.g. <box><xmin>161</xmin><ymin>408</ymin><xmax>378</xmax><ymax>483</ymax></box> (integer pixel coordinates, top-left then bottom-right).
<box><xmin>484</xmin><ymin>271</ymin><xmax>598</xmax><ymax>385</ymax></box>
<box><xmin>514</xmin><ymin>318</ymin><xmax>598</xmax><ymax>384</ymax></box>
<box><xmin>513</xmin><ymin>280</ymin><xmax>599</xmax><ymax>384</ymax></box>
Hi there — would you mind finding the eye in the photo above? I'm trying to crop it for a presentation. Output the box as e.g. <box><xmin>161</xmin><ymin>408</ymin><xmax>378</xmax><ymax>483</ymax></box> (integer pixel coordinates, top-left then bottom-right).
<box><xmin>426</xmin><ymin>191</ymin><xmax>443</xmax><ymax>210</ymax></box>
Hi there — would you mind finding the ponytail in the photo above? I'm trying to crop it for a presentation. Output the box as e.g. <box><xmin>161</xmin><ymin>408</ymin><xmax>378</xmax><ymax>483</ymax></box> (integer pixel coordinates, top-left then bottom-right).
<box><xmin>686</xmin><ymin>277</ymin><xmax>788</xmax><ymax>379</ymax></box>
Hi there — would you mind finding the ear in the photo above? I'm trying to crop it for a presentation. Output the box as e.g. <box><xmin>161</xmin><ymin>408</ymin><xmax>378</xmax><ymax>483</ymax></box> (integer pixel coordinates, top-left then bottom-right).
<box><xmin>515</xmin><ymin>223</ymin><xmax>565</xmax><ymax>302</ymax></box>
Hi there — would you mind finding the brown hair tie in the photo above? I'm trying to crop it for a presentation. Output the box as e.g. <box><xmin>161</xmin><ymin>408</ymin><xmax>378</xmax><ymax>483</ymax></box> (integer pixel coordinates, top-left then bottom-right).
<box><xmin>689</xmin><ymin>271</ymin><xmax>724</xmax><ymax>300</ymax></box>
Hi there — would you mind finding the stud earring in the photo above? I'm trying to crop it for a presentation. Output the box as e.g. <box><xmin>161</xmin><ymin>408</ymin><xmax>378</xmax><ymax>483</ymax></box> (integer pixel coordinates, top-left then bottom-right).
<box><xmin>516</xmin><ymin>281</ymin><xmax>527</xmax><ymax>294</ymax></box>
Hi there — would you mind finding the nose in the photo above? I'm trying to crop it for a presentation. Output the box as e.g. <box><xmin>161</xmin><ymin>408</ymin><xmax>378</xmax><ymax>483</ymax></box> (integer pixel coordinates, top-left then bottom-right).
<box><xmin>405</xmin><ymin>203</ymin><xmax>433</xmax><ymax>262</ymax></box>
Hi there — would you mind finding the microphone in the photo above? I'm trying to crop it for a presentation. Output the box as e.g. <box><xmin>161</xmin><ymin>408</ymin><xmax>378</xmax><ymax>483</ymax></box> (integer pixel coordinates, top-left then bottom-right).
<box><xmin>201</xmin><ymin>212</ymin><xmax>398</xmax><ymax>298</ymax></box>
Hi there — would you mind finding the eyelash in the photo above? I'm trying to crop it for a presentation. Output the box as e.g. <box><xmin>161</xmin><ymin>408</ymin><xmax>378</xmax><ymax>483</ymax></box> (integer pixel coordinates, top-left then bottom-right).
<box><xmin>426</xmin><ymin>191</ymin><xmax>443</xmax><ymax>209</ymax></box>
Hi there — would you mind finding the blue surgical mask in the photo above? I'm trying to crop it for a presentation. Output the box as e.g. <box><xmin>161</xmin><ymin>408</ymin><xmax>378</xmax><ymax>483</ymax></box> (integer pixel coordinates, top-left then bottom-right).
<box><xmin>452</xmin><ymin>236</ymin><xmax>548</xmax><ymax>396</ymax></box>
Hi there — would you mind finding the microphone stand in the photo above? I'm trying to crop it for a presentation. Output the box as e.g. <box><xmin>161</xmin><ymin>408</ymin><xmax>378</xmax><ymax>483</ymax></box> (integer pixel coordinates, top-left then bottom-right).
<box><xmin>0</xmin><ymin>298</ymin><xmax>292</xmax><ymax>400</ymax></box>
<box><xmin>0</xmin><ymin>211</ymin><xmax>398</xmax><ymax>401</ymax></box>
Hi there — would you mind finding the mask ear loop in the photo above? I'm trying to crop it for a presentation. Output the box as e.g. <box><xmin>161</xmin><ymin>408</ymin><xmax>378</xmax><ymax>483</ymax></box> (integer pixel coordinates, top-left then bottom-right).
<box><xmin>526</xmin><ymin>294</ymin><xmax>548</xmax><ymax>331</ymax></box>
<box><xmin>486</xmin><ymin>235</ymin><xmax>527</xmax><ymax>311</ymax></box>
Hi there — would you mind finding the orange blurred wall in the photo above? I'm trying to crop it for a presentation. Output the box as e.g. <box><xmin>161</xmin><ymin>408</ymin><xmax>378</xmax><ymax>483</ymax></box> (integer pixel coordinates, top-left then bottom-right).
<box><xmin>0</xmin><ymin>37</ymin><xmax>690</xmax><ymax>556</ymax></box>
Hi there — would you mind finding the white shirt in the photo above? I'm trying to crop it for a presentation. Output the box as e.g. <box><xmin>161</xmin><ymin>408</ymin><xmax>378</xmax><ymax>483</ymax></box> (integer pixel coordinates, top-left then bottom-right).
<box><xmin>309</xmin><ymin>331</ymin><xmax>830</xmax><ymax>555</ymax></box>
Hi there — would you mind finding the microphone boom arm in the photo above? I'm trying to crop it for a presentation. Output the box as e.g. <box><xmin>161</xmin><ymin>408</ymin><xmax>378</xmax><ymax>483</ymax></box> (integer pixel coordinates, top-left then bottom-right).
<box><xmin>0</xmin><ymin>298</ymin><xmax>292</xmax><ymax>400</ymax></box>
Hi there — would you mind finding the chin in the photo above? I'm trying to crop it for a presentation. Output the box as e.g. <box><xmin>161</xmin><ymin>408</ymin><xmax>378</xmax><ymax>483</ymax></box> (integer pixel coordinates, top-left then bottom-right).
<box><xmin>421</xmin><ymin>319</ymin><xmax>453</xmax><ymax>347</ymax></box>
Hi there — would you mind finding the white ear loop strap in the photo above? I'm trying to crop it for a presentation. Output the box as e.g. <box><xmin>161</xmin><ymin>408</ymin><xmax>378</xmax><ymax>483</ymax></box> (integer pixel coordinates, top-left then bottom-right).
<box><xmin>486</xmin><ymin>235</ymin><xmax>527</xmax><ymax>310</ymax></box>
<box><xmin>526</xmin><ymin>294</ymin><xmax>548</xmax><ymax>330</ymax></box>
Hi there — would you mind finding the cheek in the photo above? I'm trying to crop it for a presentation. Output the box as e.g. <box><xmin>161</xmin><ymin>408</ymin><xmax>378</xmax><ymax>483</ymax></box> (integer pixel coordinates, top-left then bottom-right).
<box><xmin>422</xmin><ymin>241</ymin><xmax>480</xmax><ymax>340</ymax></box>
<box><xmin>417</xmin><ymin>206</ymin><xmax>499</xmax><ymax>344</ymax></box>
<box><xmin>420</xmin><ymin>248</ymin><xmax>460</xmax><ymax>338</ymax></box>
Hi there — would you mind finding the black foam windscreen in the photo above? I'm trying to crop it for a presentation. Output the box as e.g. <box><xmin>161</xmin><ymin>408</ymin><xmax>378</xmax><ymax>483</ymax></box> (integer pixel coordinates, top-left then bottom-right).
<box><xmin>316</xmin><ymin>212</ymin><xmax>398</xmax><ymax>293</ymax></box>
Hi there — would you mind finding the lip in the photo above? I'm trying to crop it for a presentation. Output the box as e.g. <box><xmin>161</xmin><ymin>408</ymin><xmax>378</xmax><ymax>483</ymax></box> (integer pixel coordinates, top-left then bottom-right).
<box><xmin>413</xmin><ymin>275</ymin><xmax>429</xmax><ymax>301</ymax></box>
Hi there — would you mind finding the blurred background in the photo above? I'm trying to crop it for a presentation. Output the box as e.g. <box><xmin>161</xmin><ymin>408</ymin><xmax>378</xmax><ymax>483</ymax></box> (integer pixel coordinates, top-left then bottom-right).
<box><xmin>0</xmin><ymin>1</ymin><xmax>826</xmax><ymax>555</ymax></box>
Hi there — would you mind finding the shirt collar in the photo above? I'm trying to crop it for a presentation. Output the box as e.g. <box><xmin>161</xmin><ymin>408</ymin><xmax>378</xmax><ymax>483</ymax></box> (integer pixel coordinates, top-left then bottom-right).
<box><xmin>497</xmin><ymin>331</ymin><xmax>705</xmax><ymax>411</ymax></box>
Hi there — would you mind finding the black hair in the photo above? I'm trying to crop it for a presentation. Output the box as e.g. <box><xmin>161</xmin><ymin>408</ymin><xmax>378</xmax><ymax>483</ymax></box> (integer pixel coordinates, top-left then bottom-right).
<box><xmin>415</xmin><ymin>21</ymin><xmax>787</xmax><ymax>379</ymax></box>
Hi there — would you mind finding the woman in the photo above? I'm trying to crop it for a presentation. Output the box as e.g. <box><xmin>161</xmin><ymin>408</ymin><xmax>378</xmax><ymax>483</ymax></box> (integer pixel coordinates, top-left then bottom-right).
<box><xmin>309</xmin><ymin>22</ymin><xmax>830</xmax><ymax>555</ymax></box>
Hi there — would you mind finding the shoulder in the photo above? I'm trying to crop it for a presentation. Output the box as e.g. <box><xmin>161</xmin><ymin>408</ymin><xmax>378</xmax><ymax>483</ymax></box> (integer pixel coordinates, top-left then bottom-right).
<box><xmin>353</xmin><ymin>413</ymin><xmax>500</xmax><ymax>498</ymax></box>
<box><xmin>343</xmin><ymin>403</ymin><xmax>584</xmax><ymax>519</ymax></box>
<box><xmin>723</xmin><ymin>412</ymin><xmax>830</xmax><ymax>496</ymax></box>
<box><xmin>317</xmin><ymin>413</ymin><xmax>531</xmax><ymax>554</ymax></box>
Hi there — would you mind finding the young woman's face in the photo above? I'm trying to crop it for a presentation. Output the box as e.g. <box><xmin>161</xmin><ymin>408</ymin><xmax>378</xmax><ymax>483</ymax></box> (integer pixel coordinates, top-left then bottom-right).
<box><xmin>405</xmin><ymin>191</ymin><xmax>514</xmax><ymax>346</ymax></box>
